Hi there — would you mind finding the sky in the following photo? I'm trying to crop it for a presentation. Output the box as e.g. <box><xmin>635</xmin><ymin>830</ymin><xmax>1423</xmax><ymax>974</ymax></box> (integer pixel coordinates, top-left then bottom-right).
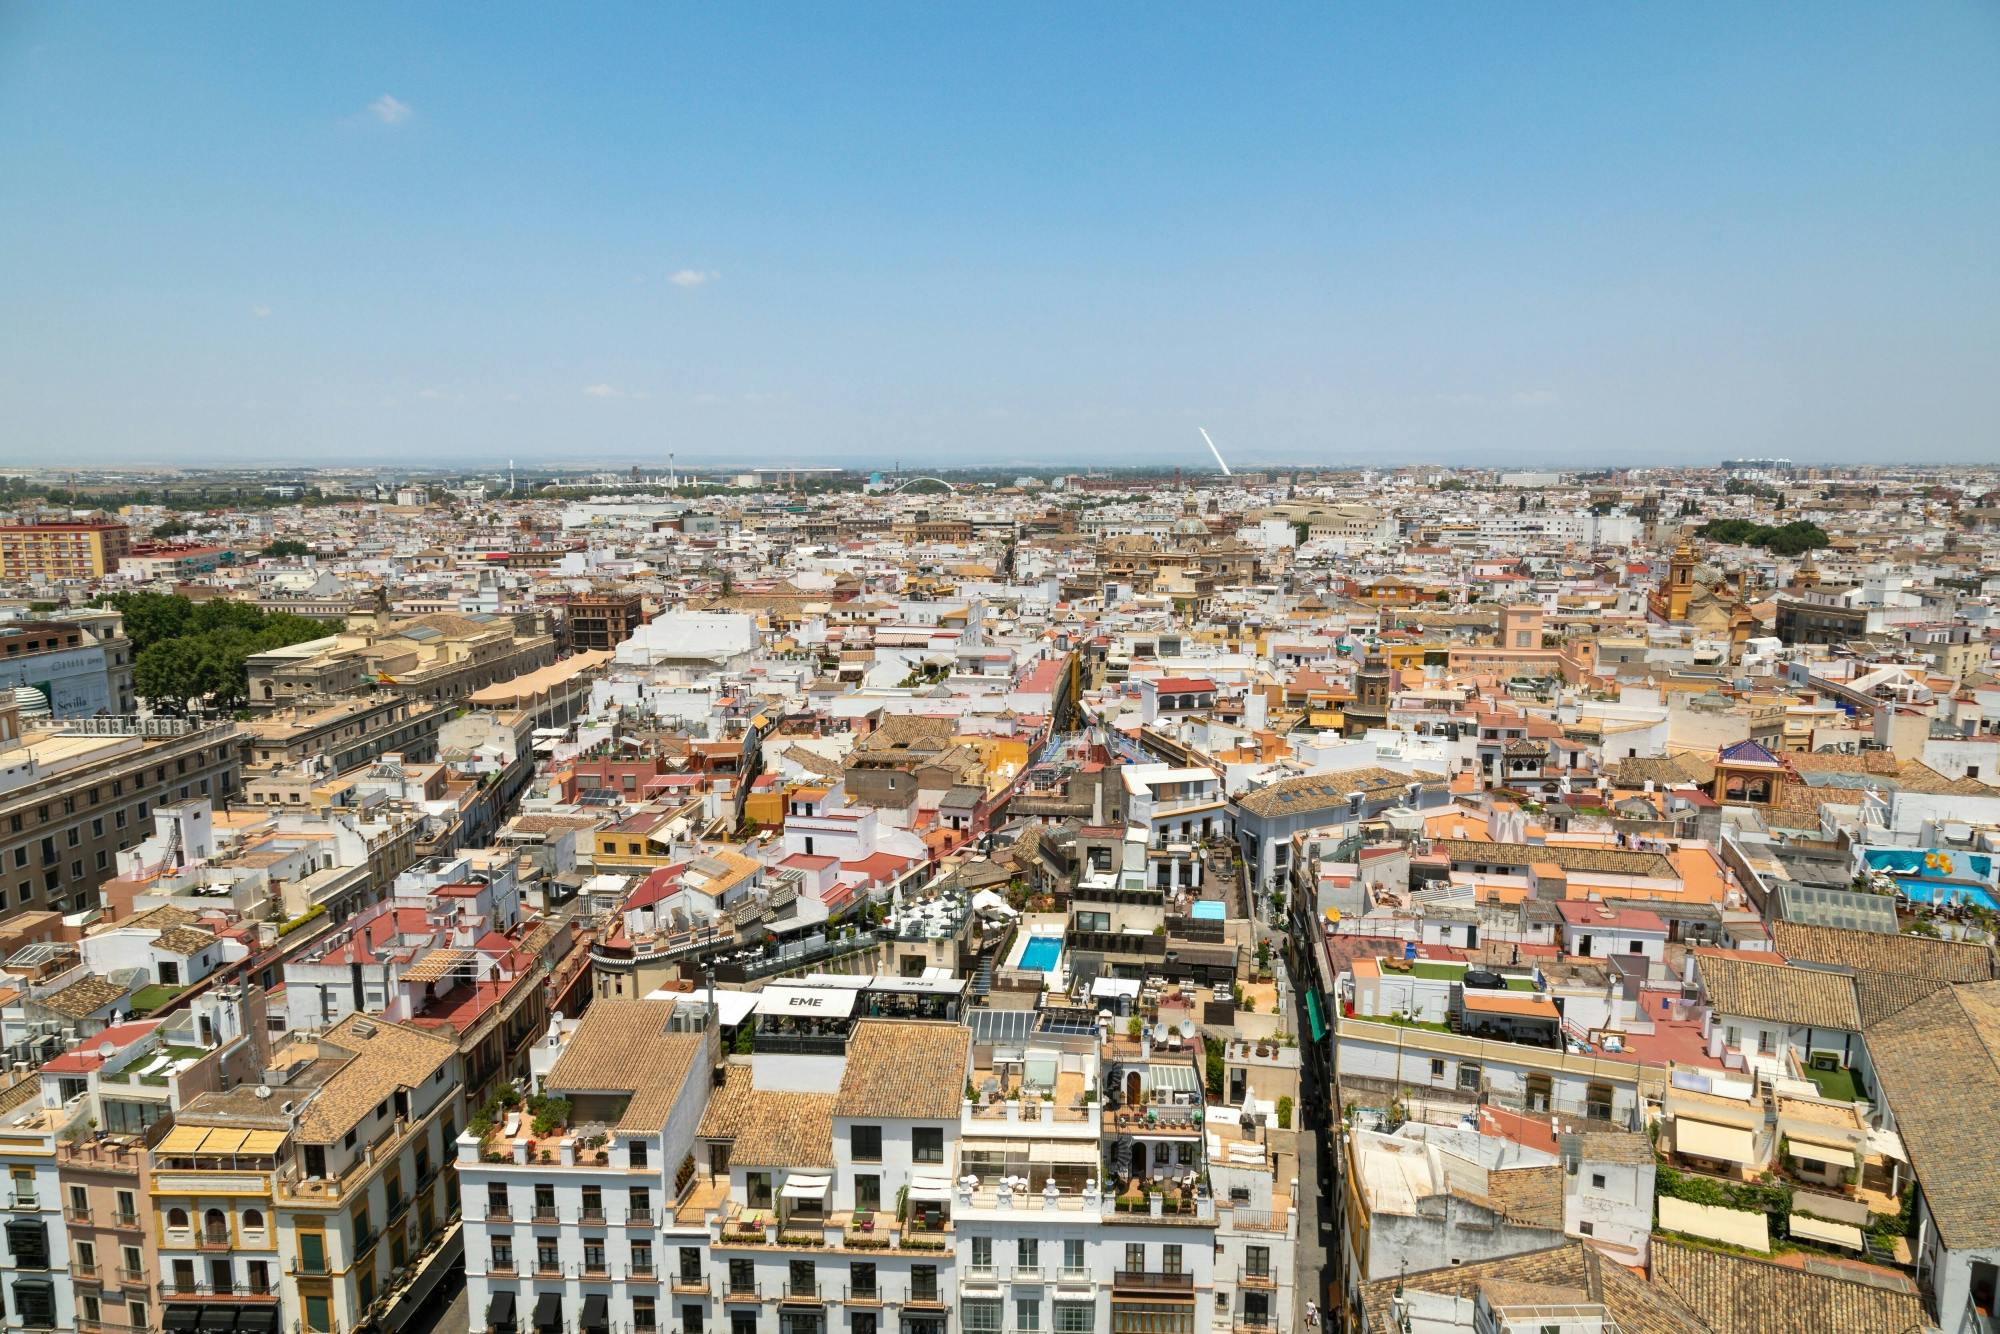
<box><xmin>1</xmin><ymin>4</ymin><xmax>1996</xmax><ymax>472</ymax></box>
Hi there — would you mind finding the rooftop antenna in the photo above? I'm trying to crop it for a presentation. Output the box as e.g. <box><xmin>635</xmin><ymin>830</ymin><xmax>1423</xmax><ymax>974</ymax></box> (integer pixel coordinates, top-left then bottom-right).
<box><xmin>1198</xmin><ymin>427</ymin><xmax>1233</xmax><ymax>478</ymax></box>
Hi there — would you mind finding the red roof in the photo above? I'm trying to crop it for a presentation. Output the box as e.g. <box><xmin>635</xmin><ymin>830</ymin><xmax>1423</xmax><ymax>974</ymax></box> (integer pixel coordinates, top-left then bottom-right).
<box><xmin>1149</xmin><ymin>676</ymin><xmax>1218</xmax><ymax>694</ymax></box>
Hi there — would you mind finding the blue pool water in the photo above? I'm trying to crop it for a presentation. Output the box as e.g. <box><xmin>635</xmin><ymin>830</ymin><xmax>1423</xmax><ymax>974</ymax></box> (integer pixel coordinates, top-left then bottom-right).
<box><xmin>1019</xmin><ymin>936</ymin><xmax>1063</xmax><ymax>972</ymax></box>
<box><xmin>1191</xmin><ymin>900</ymin><xmax>1226</xmax><ymax>922</ymax></box>
<box><xmin>1899</xmin><ymin>882</ymin><xmax>2000</xmax><ymax>910</ymax></box>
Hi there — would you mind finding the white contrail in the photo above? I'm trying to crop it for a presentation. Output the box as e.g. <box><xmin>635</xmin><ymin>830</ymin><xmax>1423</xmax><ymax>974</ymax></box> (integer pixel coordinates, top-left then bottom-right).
<box><xmin>1199</xmin><ymin>427</ymin><xmax>1233</xmax><ymax>477</ymax></box>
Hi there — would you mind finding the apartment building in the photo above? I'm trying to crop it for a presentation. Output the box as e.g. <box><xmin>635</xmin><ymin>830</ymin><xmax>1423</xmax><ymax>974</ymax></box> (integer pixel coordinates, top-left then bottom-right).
<box><xmin>272</xmin><ymin>1013</ymin><xmax>463</xmax><ymax>1334</ymax></box>
<box><xmin>459</xmin><ymin>999</ymin><xmax>713</xmax><ymax>1334</ymax></box>
<box><xmin>0</xmin><ymin>520</ymin><xmax>132</xmax><ymax>582</ymax></box>
<box><xmin>0</xmin><ymin>1072</ymin><xmax>80</xmax><ymax>1333</ymax></box>
<box><xmin>146</xmin><ymin>1087</ymin><xmax>288</xmax><ymax>1334</ymax></box>
<box><xmin>0</xmin><ymin>706</ymin><xmax>242</xmax><ymax>924</ymax></box>
<box><xmin>56</xmin><ymin>1132</ymin><xmax>155</xmax><ymax>1334</ymax></box>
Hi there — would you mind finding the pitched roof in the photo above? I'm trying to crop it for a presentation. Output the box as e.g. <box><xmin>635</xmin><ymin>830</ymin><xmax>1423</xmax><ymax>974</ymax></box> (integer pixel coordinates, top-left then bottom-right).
<box><xmin>1357</xmin><ymin>1242</ymin><xmax>1704</xmax><ymax>1334</ymax></box>
<box><xmin>832</xmin><ymin>1020</ymin><xmax>970</xmax><ymax>1121</ymax></box>
<box><xmin>296</xmin><ymin>1014</ymin><xmax>458</xmax><ymax>1143</ymax></box>
<box><xmin>1696</xmin><ymin>953</ymin><xmax>1860</xmax><ymax>1030</ymax></box>
<box><xmin>1647</xmin><ymin>1238</ymin><xmax>1925</xmax><ymax>1334</ymax></box>
<box><xmin>1233</xmin><ymin>767</ymin><xmax>1442</xmax><ymax>819</ymax></box>
<box><xmin>1773</xmin><ymin>920</ymin><xmax>1995</xmax><ymax>983</ymax></box>
<box><xmin>1866</xmin><ymin>980</ymin><xmax>2000</xmax><ymax>1249</ymax></box>
<box><xmin>696</xmin><ymin>1063</ymin><xmax>834</xmax><ymax>1169</ymax></box>
<box><xmin>1436</xmin><ymin>838</ymin><xmax>1679</xmax><ymax>880</ymax></box>
<box><xmin>543</xmin><ymin>999</ymin><xmax>705</xmax><ymax>1135</ymax></box>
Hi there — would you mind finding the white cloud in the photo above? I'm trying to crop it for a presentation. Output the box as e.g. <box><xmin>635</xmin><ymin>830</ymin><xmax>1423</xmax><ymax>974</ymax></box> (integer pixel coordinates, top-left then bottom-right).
<box><xmin>1511</xmin><ymin>389</ymin><xmax>1561</xmax><ymax>407</ymax></box>
<box><xmin>668</xmin><ymin>268</ymin><xmax>718</xmax><ymax>288</ymax></box>
<box><xmin>417</xmin><ymin>387</ymin><xmax>449</xmax><ymax>400</ymax></box>
<box><xmin>583</xmin><ymin>383</ymin><xmax>649</xmax><ymax>400</ymax></box>
<box><xmin>251</xmin><ymin>305</ymin><xmax>271</xmax><ymax>319</ymax></box>
<box><xmin>369</xmin><ymin>94</ymin><xmax>412</xmax><ymax>125</ymax></box>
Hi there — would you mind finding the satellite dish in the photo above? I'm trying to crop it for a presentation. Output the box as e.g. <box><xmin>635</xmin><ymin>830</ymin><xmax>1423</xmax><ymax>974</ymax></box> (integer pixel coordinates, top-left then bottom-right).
<box><xmin>1152</xmin><ymin>1022</ymin><xmax>1171</xmax><ymax>1042</ymax></box>
<box><xmin>96</xmin><ymin>1042</ymin><xmax>115</xmax><ymax>1059</ymax></box>
<box><xmin>1178</xmin><ymin>1019</ymin><xmax>1196</xmax><ymax>1039</ymax></box>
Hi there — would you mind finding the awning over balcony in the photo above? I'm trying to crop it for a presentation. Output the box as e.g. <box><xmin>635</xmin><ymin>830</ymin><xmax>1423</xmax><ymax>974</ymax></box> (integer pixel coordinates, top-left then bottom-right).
<box><xmin>782</xmin><ymin>1173</ymin><xmax>833</xmax><ymax>1200</ymax></box>
<box><xmin>1305</xmin><ymin>990</ymin><xmax>1327</xmax><ymax>1042</ymax></box>
<box><xmin>199</xmin><ymin>1309</ymin><xmax>239</xmax><ymax>1333</ymax></box>
<box><xmin>163</xmin><ymin>1310</ymin><xmax>203</xmax><ymax>1334</ymax></box>
<box><xmin>1787</xmin><ymin>1138</ymin><xmax>1856</xmax><ymax>1168</ymax></box>
<box><xmin>908</xmin><ymin>1174</ymin><xmax>953</xmax><ymax>1202</ymax></box>
<box><xmin>1031</xmin><ymin>1141</ymin><xmax>1102</xmax><ymax>1166</ymax></box>
<box><xmin>1674</xmin><ymin>1117</ymin><xmax>1758</xmax><ymax>1165</ymax></box>
<box><xmin>581</xmin><ymin>1293</ymin><xmax>609</xmax><ymax>1333</ymax></box>
<box><xmin>533</xmin><ymin>1291</ymin><xmax>563</xmax><ymax>1332</ymax></box>
<box><xmin>1789</xmin><ymin>1212</ymin><xmax>1863</xmax><ymax>1250</ymax></box>
<box><xmin>488</xmin><ymin>1290</ymin><xmax>518</xmax><ymax>1329</ymax></box>
<box><xmin>237</xmin><ymin>1312</ymin><xmax>279</xmax><ymax>1334</ymax></box>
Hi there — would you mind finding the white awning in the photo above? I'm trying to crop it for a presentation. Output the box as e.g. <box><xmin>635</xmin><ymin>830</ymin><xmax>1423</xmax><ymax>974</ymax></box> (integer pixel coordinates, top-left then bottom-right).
<box><xmin>1789</xmin><ymin>1212</ymin><xmax>1863</xmax><ymax>1250</ymax></box>
<box><xmin>1029</xmin><ymin>1141</ymin><xmax>1103</xmax><ymax>1166</ymax></box>
<box><xmin>907</xmin><ymin>1175</ymin><xmax>953</xmax><ymax>1203</ymax></box>
<box><xmin>1675</xmin><ymin>1118</ymin><xmax>1759</xmax><ymax>1165</ymax></box>
<box><xmin>665</xmin><ymin>987</ymin><xmax>760</xmax><ymax>1028</ymax></box>
<box><xmin>756</xmin><ymin>986</ymin><xmax>857</xmax><ymax>1019</ymax></box>
<box><xmin>1091</xmin><ymin>977</ymin><xmax>1141</xmax><ymax>999</ymax></box>
<box><xmin>1787</xmin><ymin>1139</ymin><xmax>1856</xmax><ymax>1168</ymax></box>
<box><xmin>781</xmin><ymin>1174</ymin><xmax>832</xmax><ymax>1200</ymax></box>
<box><xmin>1150</xmin><ymin>1062</ymin><xmax>1202</xmax><ymax>1094</ymax></box>
<box><xmin>868</xmin><ymin>975</ymin><xmax>966</xmax><ymax>995</ymax></box>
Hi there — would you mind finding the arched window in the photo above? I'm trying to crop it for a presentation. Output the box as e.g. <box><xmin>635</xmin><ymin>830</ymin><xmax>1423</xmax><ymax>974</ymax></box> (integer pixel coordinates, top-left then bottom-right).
<box><xmin>167</xmin><ymin>1207</ymin><xmax>189</xmax><ymax>1229</ymax></box>
<box><xmin>242</xmin><ymin>1208</ymin><xmax>265</xmax><ymax>1232</ymax></box>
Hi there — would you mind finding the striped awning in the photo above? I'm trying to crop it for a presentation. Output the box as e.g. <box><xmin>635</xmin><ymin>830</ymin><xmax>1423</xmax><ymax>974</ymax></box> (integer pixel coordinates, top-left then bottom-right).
<box><xmin>1787</xmin><ymin>1138</ymin><xmax>1856</xmax><ymax>1168</ymax></box>
<box><xmin>1675</xmin><ymin>1118</ymin><xmax>1758</xmax><ymax>1165</ymax></box>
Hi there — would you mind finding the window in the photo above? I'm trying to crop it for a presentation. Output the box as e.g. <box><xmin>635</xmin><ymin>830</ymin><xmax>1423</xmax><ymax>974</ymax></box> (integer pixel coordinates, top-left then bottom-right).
<box><xmin>1112</xmin><ymin>1302</ymin><xmax>1194</xmax><ymax>1334</ymax></box>
<box><xmin>297</xmin><ymin>1232</ymin><xmax>326</xmax><ymax>1274</ymax></box>
<box><xmin>1125</xmin><ymin>1244</ymin><xmax>1146</xmax><ymax>1272</ymax></box>
<box><xmin>1063</xmin><ymin>1239</ymin><xmax>1085</xmax><ymax>1273</ymax></box>
<box><xmin>1055</xmin><ymin>1304</ymin><xmax>1095</xmax><ymax>1334</ymax></box>
<box><xmin>746</xmin><ymin>1172</ymin><xmax>773</xmax><ymax>1210</ymax></box>
<box><xmin>912</xmin><ymin>1127</ymin><xmax>944</xmax><ymax>1164</ymax></box>
<box><xmin>12</xmin><ymin>1278</ymin><xmax>57</xmax><ymax>1331</ymax></box>
<box><xmin>911</xmin><ymin>1264</ymin><xmax>938</xmax><ymax>1302</ymax></box>
<box><xmin>1245</xmin><ymin>1245</ymin><xmax>1270</xmax><ymax>1278</ymax></box>
<box><xmin>584</xmin><ymin>1239</ymin><xmax>606</xmax><ymax>1273</ymax></box>
<box><xmin>850</xmin><ymin>1261</ymin><xmax>876</xmax><ymax>1298</ymax></box>
<box><xmin>1590</xmin><ymin>1173</ymin><xmax>1607</xmax><ymax>1190</ymax></box>
<box><xmin>680</xmin><ymin>1245</ymin><xmax>703</xmax><ymax>1282</ymax></box>
<box><xmin>789</xmin><ymin>1258</ymin><xmax>816</xmax><ymax>1297</ymax></box>
<box><xmin>1579</xmin><ymin>1221</ymin><xmax>1595</xmax><ymax>1236</ymax></box>
<box><xmin>851</xmin><ymin>1124</ymin><xmax>882</xmax><ymax>1161</ymax></box>
<box><xmin>1018</xmin><ymin>1237</ymin><xmax>1039</xmax><ymax>1270</ymax></box>
<box><xmin>304</xmin><ymin>1295</ymin><xmax>332</xmax><ymax>1333</ymax></box>
<box><xmin>1430</xmin><ymin>1058</ymin><xmax>1445</xmax><ymax>1079</ymax></box>
<box><xmin>634</xmin><ymin>1297</ymin><xmax>657</xmax><ymax>1331</ymax></box>
<box><xmin>855</xmin><ymin>1173</ymin><xmax>881</xmax><ymax>1213</ymax></box>
<box><xmin>537</xmin><ymin>1237</ymin><xmax>560</xmax><ymax>1272</ymax></box>
<box><xmin>629</xmin><ymin>1138</ymin><xmax>649</xmax><ymax>1168</ymax></box>
<box><xmin>728</xmin><ymin>1258</ymin><xmax>756</xmax><ymax>1295</ymax></box>
<box><xmin>490</xmin><ymin>1238</ymin><xmax>513</xmax><ymax>1271</ymax></box>
<box><xmin>1161</xmin><ymin>1244</ymin><xmax>1183</xmax><ymax>1275</ymax></box>
<box><xmin>1018</xmin><ymin>1297</ymin><xmax>1043</xmax><ymax>1331</ymax></box>
<box><xmin>962</xmin><ymin>1299</ymin><xmax>1003</xmax><ymax>1332</ymax></box>
<box><xmin>166</xmin><ymin>1207</ymin><xmax>190</xmax><ymax>1232</ymax></box>
<box><xmin>971</xmin><ymin>1236</ymin><xmax>993</xmax><ymax>1268</ymax></box>
<box><xmin>631</xmin><ymin>1241</ymin><xmax>652</xmax><ymax>1275</ymax></box>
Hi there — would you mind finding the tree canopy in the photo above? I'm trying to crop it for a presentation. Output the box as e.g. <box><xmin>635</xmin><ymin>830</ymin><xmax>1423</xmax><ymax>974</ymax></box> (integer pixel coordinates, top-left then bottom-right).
<box><xmin>1695</xmin><ymin>518</ymin><xmax>1829</xmax><ymax>557</ymax></box>
<box><xmin>96</xmin><ymin>592</ymin><xmax>332</xmax><ymax>714</ymax></box>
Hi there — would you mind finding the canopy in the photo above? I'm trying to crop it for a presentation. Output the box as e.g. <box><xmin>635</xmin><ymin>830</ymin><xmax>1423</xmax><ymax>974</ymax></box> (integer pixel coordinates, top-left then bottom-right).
<box><xmin>1150</xmin><ymin>1062</ymin><xmax>1202</xmax><ymax>1094</ymax></box>
<box><xmin>237</xmin><ymin>1312</ymin><xmax>279</xmax><ymax>1334</ymax></box>
<box><xmin>488</xmin><ymin>1292</ymin><xmax>517</xmax><ymax>1327</ymax></box>
<box><xmin>534</xmin><ymin>1292</ymin><xmax>563</xmax><ymax>1332</ymax></box>
<box><xmin>1787</xmin><ymin>1138</ymin><xmax>1856</xmax><ymax>1168</ymax></box>
<box><xmin>1789</xmin><ymin>1213</ymin><xmax>1863</xmax><ymax>1250</ymax></box>
<box><xmin>581</xmin><ymin>1294</ymin><xmax>610</xmax><ymax>1330</ymax></box>
<box><xmin>1030</xmin><ymin>1140</ymin><xmax>1102</xmax><ymax>1165</ymax></box>
<box><xmin>781</xmin><ymin>1174</ymin><xmax>833</xmax><ymax>1200</ymax></box>
<box><xmin>199</xmin><ymin>1309</ymin><xmax>239</xmax><ymax>1333</ymax></box>
<box><xmin>1675</xmin><ymin>1118</ymin><xmax>1758</xmax><ymax>1165</ymax></box>
<box><xmin>756</xmin><ymin>985</ymin><xmax>857</xmax><ymax>1020</ymax></box>
<box><xmin>1305</xmin><ymin>990</ymin><xmax>1327</xmax><ymax>1042</ymax></box>
<box><xmin>164</xmin><ymin>1310</ymin><xmax>203</xmax><ymax>1334</ymax></box>
<box><xmin>1091</xmin><ymin>977</ymin><xmax>1141</xmax><ymax>999</ymax></box>
<box><xmin>907</xmin><ymin>1174</ymin><xmax>953</xmax><ymax>1203</ymax></box>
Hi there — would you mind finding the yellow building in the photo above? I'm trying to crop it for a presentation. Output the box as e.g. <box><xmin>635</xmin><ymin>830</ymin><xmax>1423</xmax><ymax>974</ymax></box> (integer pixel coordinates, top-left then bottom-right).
<box><xmin>148</xmin><ymin>1096</ymin><xmax>289</xmax><ymax>1328</ymax></box>
<box><xmin>0</xmin><ymin>519</ymin><xmax>131</xmax><ymax>579</ymax></box>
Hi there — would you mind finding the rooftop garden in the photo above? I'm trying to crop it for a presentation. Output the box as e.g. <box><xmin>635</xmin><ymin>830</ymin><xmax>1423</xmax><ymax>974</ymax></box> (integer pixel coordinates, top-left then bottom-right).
<box><xmin>128</xmin><ymin>983</ymin><xmax>185</xmax><ymax>1016</ymax></box>
<box><xmin>1802</xmin><ymin>1064</ymin><xmax>1861</xmax><ymax>1104</ymax></box>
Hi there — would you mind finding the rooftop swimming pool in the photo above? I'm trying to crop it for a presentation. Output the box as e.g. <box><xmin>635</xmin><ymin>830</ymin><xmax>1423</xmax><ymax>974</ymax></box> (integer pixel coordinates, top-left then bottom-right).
<box><xmin>1899</xmin><ymin>882</ymin><xmax>2000</xmax><ymax>911</ymax></box>
<box><xmin>1018</xmin><ymin>935</ymin><xmax>1064</xmax><ymax>973</ymax></box>
<box><xmin>1191</xmin><ymin>900</ymin><xmax>1226</xmax><ymax>922</ymax></box>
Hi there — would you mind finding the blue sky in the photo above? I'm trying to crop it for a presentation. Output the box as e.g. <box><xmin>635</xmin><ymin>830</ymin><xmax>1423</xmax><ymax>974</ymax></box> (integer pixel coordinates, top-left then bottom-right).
<box><xmin>1</xmin><ymin>4</ymin><xmax>1995</xmax><ymax>470</ymax></box>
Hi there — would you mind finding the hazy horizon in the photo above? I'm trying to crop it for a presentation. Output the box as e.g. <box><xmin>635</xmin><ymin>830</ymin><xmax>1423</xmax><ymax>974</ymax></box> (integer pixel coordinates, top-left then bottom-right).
<box><xmin>3</xmin><ymin>4</ymin><xmax>1996</xmax><ymax>469</ymax></box>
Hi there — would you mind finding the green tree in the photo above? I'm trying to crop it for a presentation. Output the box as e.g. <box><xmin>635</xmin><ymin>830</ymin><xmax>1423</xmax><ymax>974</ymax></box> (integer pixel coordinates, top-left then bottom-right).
<box><xmin>262</xmin><ymin>539</ymin><xmax>310</xmax><ymax>559</ymax></box>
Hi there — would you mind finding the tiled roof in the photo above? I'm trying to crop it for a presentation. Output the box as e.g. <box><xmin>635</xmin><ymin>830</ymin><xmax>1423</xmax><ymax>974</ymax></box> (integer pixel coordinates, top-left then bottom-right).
<box><xmin>295</xmin><ymin>1013</ymin><xmax>457</xmax><ymax>1144</ymax></box>
<box><xmin>832</xmin><ymin>1020</ymin><xmax>970</xmax><ymax>1121</ymax></box>
<box><xmin>1435</xmin><ymin>838</ymin><xmax>1678</xmax><ymax>880</ymax></box>
<box><xmin>1773</xmin><ymin>920</ymin><xmax>1995</xmax><ymax>983</ymax></box>
<box><xmin>1234</xmin><ymin>767</ymin><xmax>1442</xmax><ymax>819</ymax></box>
<box><xmin>1483</xmin><ymin>1164</ymin><xmax>1564</xmax><ymax>1229</ymax></box>
<box><xmin>1647</xmin><ymin>1238</ymin><xmax>1924</xmax><ymax>1334</ymax></box>
<box><xmin>543</xmin><ymin>1000</ymin><xmax>705</xmax><ymax>1135</ymax></box>
<box><xmin>153</xmin><ymin>926</ymin><xmax>217</xmax><ymax>956</ymax></box>
<box><xmin>1866</xmin><ymin>980</ymin><xmax>2000</xmax><ymax>1249</ymax></box>
<box><xmin>1696</xmin><ymin>954</ymin><xmax>1860</xmax><ymax>1031</ymax></box>
<box><xmin>1357</xmin><ymin>1242</ymin><xmax>1704</xmax><ymax>1334</ymax></box>
<box><xmin>696</xmin><ymin>1064</ymin><xmax>834</xmax><ymax>1169</ymax></box>
<box><xmin>39</xmin><ymin>976</ymin><xmax>128</xmax><ymax>1020</ymax></box>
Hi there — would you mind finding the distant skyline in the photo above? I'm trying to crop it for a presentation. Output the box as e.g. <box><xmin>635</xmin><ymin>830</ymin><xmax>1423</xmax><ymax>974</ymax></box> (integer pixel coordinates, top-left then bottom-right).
<box><xmin>1</xmin><ymin>4</ymin><xmax>1996</xmax><ymax>468</ymax></box>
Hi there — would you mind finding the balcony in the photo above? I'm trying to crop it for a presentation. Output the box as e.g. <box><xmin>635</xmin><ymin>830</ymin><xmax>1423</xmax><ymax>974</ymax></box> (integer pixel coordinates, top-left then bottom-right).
<box><xmin>115</xmin><ymin>1267</ymin><xmax>147</xmax><ymax>1288</ymax></box>
<box><xmin>906</xmin><ymin>1287</ymin><xmax>945</xmax><ymax>1309</ymax></box>
<box><xmin>158</xmin><ymin>1281</ymin><xmax>279</xmax><ymax>1301</ymax></box>
<box><xmin>723</xmin><ymin>1278</ymin><xmax>762</xmax><ymax>1301</ymax></box>
<box><xmin>485</xmin><ymin>1204</ymin><xmax>513</xmax><ymax>1223</ymax></box>
<box><xmin>844</xmin><ymin>1282</ymin><xmax>881</xmax><ymax>1305</ymax></box>
<box><xmin>73</xmin><ymin>1260</ymin><xmax>99</xmax><ymax>1281</ymax></box>
<box><xmin>1115</xmin><ymin>1270</ymin><xmax>1194</xmax><ymax>1293</ymax></box>
<box><xmin>1056</xmin><ymin>1266</ymin><xmax>1094</xmax><ymax>1288</ymax></box>
<box><xmin>66</xmin><ymin>1206</ymin><xmax>92</xmax><ymax>1225</ymax></box>
<box><xmin>782</xmin><ymin>1281</ymin><xmax>824</xmax><ymax>1305</ymax></box>
<box><xmin>625</xmin><ymin>1207</ymin><xmax>655</xmax><ymax>1227</ymax></box>
<box><xmin>488</xmin><ymin>1256</ymin><xmax>516</xmax><ymax>1275</ymax></box>
<box><xmin>1241</xmin><ymin>1270</ymin><xmax>1276</xmax><ymax>1290</ymax></box>
<box><xmin>579</xmin><ymin>1207</ymin><xmax>607</xmax><ymax>1226</ymax></box>
<box><xmin>196</xmin><ymin>1227</ymin><xmax>232</xmax><ymax>1250</ymax></box>
<box><xmin>109</xmin><ymin>1211</ymin><xmax>140</xmax><ymax>1231</ymax></box>
<box><xmin>531</xmin><ymin>1205</ymin><xmax>559</xmax><ymax>1223</ymax></box>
